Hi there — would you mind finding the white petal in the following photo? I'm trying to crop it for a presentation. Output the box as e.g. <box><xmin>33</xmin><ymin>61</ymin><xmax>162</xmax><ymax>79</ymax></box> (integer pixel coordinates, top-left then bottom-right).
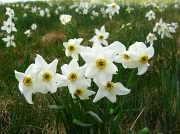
<box><xmin>114</xmin><ymin>83</ymin><xmax>131</xmax><ymax>95</ymax></box>
<box><xmin>85</xmin><ymin>65</ymin><xmax>99</xmax><ymax>78</ymax></box>
<box><xmin>137</xmin><ymin>64</ymin><xmax>148</xmax><ymax>75</ymax></box>
<box><xmin>35</xmin><ymin>54</ymin><xmax>48</xmax><ymax>68</ymax></box>
<box><xmin>46</xmin><ymin>81</ymin><xmax>57</xmax><ymax>93</ymax></box>
<box><xmin>61</xmin><ymin>64</ymin><xmax>69</xmax><ymax>76</ymax></box>
<box><xmin>104</xmin><ymin>63</ymin><xmax>118</xmax><ymax>74</ymax></box>
<box><xmin>93</xmin><ymin>88</ymin><xmax>106</xmax><ymax>103</ymax></box>
<box><xmin>22</xmin><ymin>86</ymin><xmax>34</xmax><ymax>104</ymax></box>
<box><xmin>68</xmin><ymin>82</ymin><xmax>77</xmax><ymax>94</ymax></box>
<box><xmin>47</xmin><ymin>59</ymin><xmax>58</xmax><ymax>74</ymax></box>
<box><xmin>69</xmin><ymin>59</ymin><xmax>79</xmax><ymax>72</ymax></box>
<box><xmin>98</xmin><ymin>71</ymin><xmax>110</xmax><ymax>85</ymax></box>
<box><xmin>14</xmin><ymin>70</ymin><xmax>25</xmax><ymax>81</ymax></box>
<box><xmin>106</xmin><ymin>91</ymin><xmax>116</xmax><ymax>103</ymax></box>
<box><xmin>18</xmin><ymin>82</ymin><xmax>24</xmax><ymax>92</ymax></box>
<box><xmin>103</xmin><ymin>50</ymin><xmax>117</xmax><ymax>62</ymax></box>
<box><xmin>81</xmin><ymin>52</ymin><xmax>96</xmax><ymax>64</ymax></box>
<box><xmin>145</xmin><ymin>46</ymin><xmax>154</xmax><ymax>59</ymax></box>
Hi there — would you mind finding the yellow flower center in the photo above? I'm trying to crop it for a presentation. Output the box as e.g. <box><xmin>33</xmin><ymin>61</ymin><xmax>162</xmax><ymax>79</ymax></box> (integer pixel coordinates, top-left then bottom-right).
<box><xmin>105</xmin><ymin>81</ymin><xmax>114</xmax><ymax>90</ymax></box>
<box><xmin>42</xmin><ymin>72</ymin><xmax>52</xmax><ymax>82</ymax></box>
<box><xmin>140</xmin><ymin>55</ymin><xmax>148</xmax><ymax>64</ymax></box>
<box><xmin>75</xmin><ymin>88</ymin><xmax>83</xmax><ymax>96</ymax></box>
<box><xmin>164</xmin><ymin>27</ymin><xmax>168</xmax><ymax>32</ymax></box>
<box><xmin>7</xmin><ymin>24</ymin><xmax>11</xmax><ymax>28</ymax></box>
<box><xmin>98</xmin><ymin>34</ymin><xmax>104</xmax><ymax>40</ymax></box>
<box><xmin>96</xmin><ymin>59</ymin><xmax>106</xmax><ymax>69</ymax></box>
<box><xmin>148</xmin><ymin>35</ymin><xmax>152</xmax><ymax>39</ymax></box>
<box><xmin>68</xmin><ymin>72</ymin><xmax>78</xmax><ymax>81</ymax></box>
<box><xmin>68</xmin><ymin>44</ymin><xmax>75</xmax><ymax>52</ymax></box>
<box><xmin>23</xmin><ymin>77</ymin><xmax>33</xmax><ymax>86</ymax></box>
<box><xmin>123</xmin><ymin>54</ymin><xmax>130</xmax><ymax>60</ymax></box>
<box><xmin>150</xmin><ymin>13</ymin><xmax>153</xmax><ymax>16</ymax></box>
<box><xmin>112</xmin><ymin>3</ymin><xmax>116</xmax><ymax>8</ymax></box>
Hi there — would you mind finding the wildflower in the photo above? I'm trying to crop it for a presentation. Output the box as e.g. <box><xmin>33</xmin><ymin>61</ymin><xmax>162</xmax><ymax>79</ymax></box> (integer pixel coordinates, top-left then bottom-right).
<box><xmin>14</xmin><ymin>64</ymin><xmax>42</xmax><ymax>104</ymax></box>
<box><xmin>72</xmin><ymin>86</ymin><xmax>95</xmax><ymax>100</ymax></box>
<box><xmin>1</xmin><ymin>18</ymin><xmax>17</xmax><ymax>33</ymax></box>
<box><xmin>145</xmin><ymin>10</ymin><xmax>155</xmax><ymax>21</ymax></box>
<box><xmin>59</xmin><ymin>14</ymin><xmax>72</xmax><ymax>25</ymax></box>
<box><xmin>90</xmin><ymin>25</ymin><xmax>109</xmax><ymax>46</ymax></box>
<box><xmin>81</xmin><ymin>42</ymin><xmax>118</xmax><ymax>85</ymax></box>
<box><xmin>106</xmin><ymin>2</ymin><xmax>120</xmax><ymax>16</ymax></box>
<box><xmin>23</xmin><ymin>13</ymin><xmax>27</xmax><ymax>17</ymax></box>
<box><xmin>39</xmin><ymin>10</ymin><xmax>45</xmax><ymax>17</ymax></box>
<box><xmin>125</xmin><ymin>42</ymin><xmax>154</xmax><ymax>75</ymax></box>
<box><xmin>63</xmin><ymin>38</ymin><xmax>86</xmax><ymax>61</ymax></box>
<box><xmin>24</xmin><ymin>29</ymin><xmax>31</xmax><ymax>37</ymax></box>
<box><xmin>31</xmin><ymin>23</ymin><xmax>37</xmax><ymax>30</ymax></box>
<box><xmin>125</xmin><ymin>6</ymin><xmax>134</xmax><ymax>13</ymax></box>
<box><xmin>146</xmin><ymin>33</ymin><xmax>157</xmax><ymax>44</ymax></box>
<box><xmin>109</xmin><ymin>41</ymin><xmax>138</xmax><ymax>69</ymax></box>
<box><xmin>33</xmin><ymin>54</ymin><xmax>62</xmax><ymax>94</ymax></box>
<box><xmin>5</xmin><ymin>7</ymin><xmax>14</xmax><ymax>18</ymax></box>
<box><xmin>93</xmin><ymin>78</ymin><xmax>130</xmax><ymax>103</ymax></box>
<box><xmin>57</xmin><ymin>59</ymin><xmax>91</xmax><ymax>94</ymax></box>
<box><xmin>160</xmin><ymin>23</ymin><xmax>172</xmax><ymax>38</ymax></box>
<box><xmin>153</xmin><ymin>18</ymin><xmax>163</xmax><ymax>34</ymax></box>
<box><xmin>2</xmin><ymin>35</ymin><xmax>16</xmax><ymax>47</ymax></box>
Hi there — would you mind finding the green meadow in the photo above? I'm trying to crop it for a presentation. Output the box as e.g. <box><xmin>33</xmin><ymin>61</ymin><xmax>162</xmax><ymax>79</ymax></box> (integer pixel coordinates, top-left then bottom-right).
<box><xmin>0</xmin><ymin>0</ymin><xmax>180</xmax><ymax>134</ymax></box>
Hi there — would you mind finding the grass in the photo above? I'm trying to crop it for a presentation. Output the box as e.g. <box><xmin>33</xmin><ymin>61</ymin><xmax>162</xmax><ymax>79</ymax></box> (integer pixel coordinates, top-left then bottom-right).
<box><xmin>0</xmin><ymin>0</ymin><xmax>180</xmax><ymax>134</ymax></box>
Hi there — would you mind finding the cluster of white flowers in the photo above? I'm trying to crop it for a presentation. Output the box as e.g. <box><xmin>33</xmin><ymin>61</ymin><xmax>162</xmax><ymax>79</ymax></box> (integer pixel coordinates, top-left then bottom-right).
<box><xmin>1</xmin><ymin>7</ymin><xmax>17</xmax><ymax>47</ymax></box>
<box><xmin>24</xmin><ymin>23</ymin><xmax>37</xmax><ymax>37</ymax></box>
<box><xmin>153</xmin><ymin>18</ymin><xmax>178</xmax><ymax>39</ymax></box>
<box><xmin>59</xmin><ymin>14</ymin><xmax>72</xmax><ymax>25</ymax></box>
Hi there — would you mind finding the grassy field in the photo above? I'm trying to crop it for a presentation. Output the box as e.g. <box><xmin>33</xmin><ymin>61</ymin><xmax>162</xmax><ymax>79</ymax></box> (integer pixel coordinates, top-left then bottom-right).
<box><xmin>0</xmin><ymin>0</ymin><xmax>180</xmax><ymax>134</ymax></box>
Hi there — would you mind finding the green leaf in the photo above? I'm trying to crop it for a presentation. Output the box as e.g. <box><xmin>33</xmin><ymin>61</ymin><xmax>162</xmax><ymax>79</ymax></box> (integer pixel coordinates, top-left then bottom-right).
<box><xmin>48</xmin><ymin>105</ymin><xmax>65</xmax><ymax>110</ymax></box>
<box><xmin>137</xmin><ymin>127</ymin><xmax>149</xmax><ymax>134</ymax></box>
<box><xmin>85</xmin><ymin>111</ymin><xmax>103</xmax><ymax>123</ymax></box>
<box><xmin>73</xmin><ymin>119</ymin><xmax>93</xmax><ymax>127</ymax></box>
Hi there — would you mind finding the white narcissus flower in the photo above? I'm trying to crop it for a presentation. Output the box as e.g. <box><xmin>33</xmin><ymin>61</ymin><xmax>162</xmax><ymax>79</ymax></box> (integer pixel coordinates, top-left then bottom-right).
<box><xmin>31</xmin><ymin>23</ymin><xmax>37</xmax><ymax>30</ymax></box>
<box><xmin>108</xmin><ymin>41</ymin><xmax>138</xmax><ymax>69</ymax></box>
<box><xmin>125</xmin><ymin>42</ymin><xmax>154</xmax><ymax>75</ymax></box>
<box><xmin>145</xmin><ymin>10</ymin><xmax>155</xmax><ymax>21</ymax></box>
<box><xmin>160</xmin><ymin>23</ymin><xmax>172</xmax><ymax>39</ymax></box>
<box><xmin>6</xmin><ymin>7</ymin><xmax>14</xmax><ymax>18</ymax></box>
<box><xmin>59</xmin><ymin>14</ymin><xmax>72</xmax><ymax>25</ymax></box>
<box><xmin>72</xmin><ymin>86</ymin><xmax>95</xmax><ymax>100</ymax></box>
<box><xmin>93</xmin><ymin>78</ymin><xmax>130</xmax><ymax>103</ymax></box>
<box><xmin>14</xmin><ymin>64</ymin><xmax>42</xmax><ymax>104</ymax></box>
<box><xmin>89</xmin><ymin>25</ymin><xmax>109</xmax><ymax>46</ymax></box>
<box><xmin>106</xmin><ymin>3</ymin><xmax>120</xmax><ymax>16</ymax></box>
<box><xmin>1</xmin><ymin>18</ymin><xmax>17</xmax><ymax>33</ymax></box>
<box><xmin>146</xmin><ymin>33</ymin><xmax>157</xmax><ymax>44</ymax></box>
<box><xmin>2</xmin><ymin>35</ymin><xmax>16</xmax><ymax>47</ymax></box>
<box><xmin>81</xmin><ymin>43</ymin><xmax>118</xmax><ymax>85</ymax></box>
<box><xmin>34</xmin><ymin>54</ymin><xmax>62</xmax><ymax>94</ymax></box>
<box><xmin>57</xmin><ymin>59</ymin><xmax>91</xmax><ymax>94</ymax></box>
<box><xmin>63</xmin><ymin>38</ymin><xmax>85</xmax><ymax>61</ymax></box>
<box><xmin>24</xmin><ymin>29</ymin><xmax>31</xmax><ymax>37</ymax></box>
<box><xmin>153</xmin><ymin>18</ymin><xmax>163</xmax><ymax>34</ymax></box>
